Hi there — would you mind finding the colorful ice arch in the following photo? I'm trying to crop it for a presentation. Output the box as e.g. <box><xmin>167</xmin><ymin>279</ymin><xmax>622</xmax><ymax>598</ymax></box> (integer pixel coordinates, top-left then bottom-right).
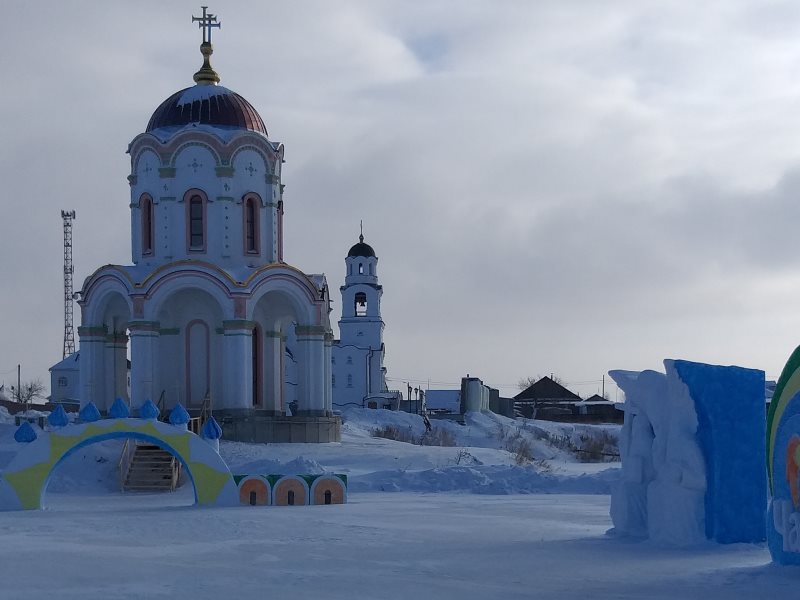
<box><xmin>0</xmin><ymin>418</ymin><xmax>239</xmax><ymax>510</ymax></box>
<box><xmin>766</xmin><ymin>345</ymin><xmax>800</xmax><ymax>564</ymax></box>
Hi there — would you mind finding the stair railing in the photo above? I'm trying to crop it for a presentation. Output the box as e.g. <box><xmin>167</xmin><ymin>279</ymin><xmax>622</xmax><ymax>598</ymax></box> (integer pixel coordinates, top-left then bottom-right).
<box><xmin>156</xmin><ymin>390</ymin><xmax>166</xmax><ymax>420</ymax></box>
<box><xmin>118</xmin><ymin>439</ymin><xmax>136</xmax><ymax>492</ymax></box>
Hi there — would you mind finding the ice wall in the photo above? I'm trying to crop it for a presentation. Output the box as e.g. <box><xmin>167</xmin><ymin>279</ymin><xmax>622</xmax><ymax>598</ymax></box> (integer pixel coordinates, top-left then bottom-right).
<box><xmin>609</xmin><ymin>360</ymin><xmax>766</xmax><ymax>545</ymax></box>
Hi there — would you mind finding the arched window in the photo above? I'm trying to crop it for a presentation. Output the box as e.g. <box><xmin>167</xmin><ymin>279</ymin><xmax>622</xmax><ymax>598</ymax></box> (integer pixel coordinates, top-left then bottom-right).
<box><xmin>243</xmin><ymin>195</ymin><xmax>260</xmax><ymax>254</ymax></box>
<box><xmin>332</xmin><ymin>374</ymin><xmax>336</xmax><ymax>388</ymax></box>
<box><xmin>141</xmin><ymin>196</ymin><xmax>154</xmax><ymax>255</ymax></box>
<box><xmin>359</xmin><ymin>263</ymin><xmax>364</xmax><ymax>274</ymax></box>
<box><xmin>347</xmin><ymin>374</ymin><xmax>353</xmax><ymax>388</ymax></box>
<box><xmin>355</xmin><ymin>292</ymin><xmax>367</xmax><ymax>317</ymax></box>
<box><xmin>324</xmin><ymin>489</ymin><xmax>332</xmax><ymax>505</ymax></box>
<box><xmin>187</xmin><ymin>194</ymin><xmax>205</xmax><ymax>251</ymax></box>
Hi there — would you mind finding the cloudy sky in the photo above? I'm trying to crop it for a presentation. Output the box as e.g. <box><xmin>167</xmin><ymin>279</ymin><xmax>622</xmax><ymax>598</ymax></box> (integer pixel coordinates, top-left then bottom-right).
<box><xmin>2</xmin><ymin>1</ymin><xmax>800</xmax><ymax>399</ymax></box>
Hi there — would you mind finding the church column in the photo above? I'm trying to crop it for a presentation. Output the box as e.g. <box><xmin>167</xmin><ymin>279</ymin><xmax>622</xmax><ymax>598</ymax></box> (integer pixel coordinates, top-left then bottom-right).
<box><xmin>264</xmin><ymin>330</ymin><xmax>283</xmax><ymax>414</ymax></box>
<box><xmin>324</xmin><ymin>332</ymin><xmax>334</xmax><ymax>413</ymax></box>
<box><xmin>104</xmin><ymin>332</ymin><xmax>129</xmax><ymax>408</ymax></box>
<box><xmin>222</xmin><ymin>320</ymin><xmax>254</xmax><ymax>411</ymax></box>
<box><xmin>77</xmin><ymin>325</ymin><xmax>108</xmax><ymax>409</ymax></box>
<box><xmin>129</xmin><ymin>321</ymin><xmax>159</xmax><ymax>410</ymax></box>
<box><xmin>295</xmin><ymin>325</ymin><xmax>327</xmax><ymax>416</ymax></box>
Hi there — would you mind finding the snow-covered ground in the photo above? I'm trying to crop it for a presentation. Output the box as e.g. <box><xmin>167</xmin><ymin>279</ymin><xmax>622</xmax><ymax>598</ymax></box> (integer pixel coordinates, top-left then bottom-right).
<box><xmin>0</xmin><ymin>408</ymin><xmax>791</xmax><ymax>598</ymax></box>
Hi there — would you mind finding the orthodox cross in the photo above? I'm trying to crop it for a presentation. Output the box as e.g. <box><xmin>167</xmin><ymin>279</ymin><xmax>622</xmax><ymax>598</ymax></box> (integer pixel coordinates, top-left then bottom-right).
<box><xmin>359</xmin><ymin>219</ymin><xmax>364</xmax><ymax>243</ymax></box>
<box><xmin>192</xmin><ymin>6</ymin><xmax>221</xmax><ymax>44</ymax></box>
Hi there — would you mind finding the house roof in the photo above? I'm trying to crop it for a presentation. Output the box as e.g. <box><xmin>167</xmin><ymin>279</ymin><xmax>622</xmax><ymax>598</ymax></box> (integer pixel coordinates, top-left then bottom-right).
<box><xmin>514</xmin><ymin>376</ymin><xmax>581</xmax><ymax>401</ymax></box>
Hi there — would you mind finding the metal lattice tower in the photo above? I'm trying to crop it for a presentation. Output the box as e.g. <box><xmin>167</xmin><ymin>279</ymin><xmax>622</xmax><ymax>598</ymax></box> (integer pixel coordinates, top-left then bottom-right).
<box><xmin>61</xmin><ymin>210</ymin><xmax>76</xmax><ymax>358</ymax></box>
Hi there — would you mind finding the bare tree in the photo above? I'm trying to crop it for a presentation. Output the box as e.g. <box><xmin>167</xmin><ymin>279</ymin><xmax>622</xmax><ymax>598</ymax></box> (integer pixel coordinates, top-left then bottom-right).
<box><xmin>517</xmin><ymin>373</ymin><xmax>563</xmax><ymax>391</ymax></box>
<box><xmin>10</xmin><ymin>379</ymin><xmax>46</xmax><ymax>408</ymax></box>
<box><xmin>517</xmin><ymin>376</ymin><xmax>537</xmax><ymax>391</ymax></box>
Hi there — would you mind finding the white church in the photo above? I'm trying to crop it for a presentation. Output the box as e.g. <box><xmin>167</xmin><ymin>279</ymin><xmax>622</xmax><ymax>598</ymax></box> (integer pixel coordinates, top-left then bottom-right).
<box><xmin>52</xmin><ymin>9</ymin><xmax>399</xmax><ymax>442</ymax></box>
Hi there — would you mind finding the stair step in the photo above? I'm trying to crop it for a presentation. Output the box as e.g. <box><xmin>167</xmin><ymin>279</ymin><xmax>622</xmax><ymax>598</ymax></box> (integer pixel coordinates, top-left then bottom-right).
<box><xmin>121</xmin><ymin>442</ymin><xmax>180</xmax><ymax>493</ymax></box>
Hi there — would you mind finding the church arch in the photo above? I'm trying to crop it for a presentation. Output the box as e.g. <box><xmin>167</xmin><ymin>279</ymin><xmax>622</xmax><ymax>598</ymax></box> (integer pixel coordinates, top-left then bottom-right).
<box><xmin>131</xmin><ymin>146</ymin><xmax>165</xmax><ymax>178</ymax></box>
<box><xmin>186</xmin><ymin>319</ymin><xmax>211</xmax><ymax>407</ymax></box>
<box><xmin>0</xmin><ymin>419</ymin><xmax>238</xmax><ymax>511</ymax></box>
<box><xmin>230</xmin><ymin>144</ymin><xmax>274</xmax><ymax>176</ymax></box>
<box><xmin>151</xmin><ymin>286</ymin><xmax>225</xmax><ymax>408</ymax></box>
<box><xmin>145</xmin><ymin>271</ymin><xmax>233</xmax><ymax>321</ymax></box>
<box><xmin>249</xmin><ymin>274</ymin><xmax>320</xmax><ymax>325</ymax></box>
<box><xmin>168</xmin><ymin>141</ymin><xmax>222</xmax><ymax>169</ymax></box>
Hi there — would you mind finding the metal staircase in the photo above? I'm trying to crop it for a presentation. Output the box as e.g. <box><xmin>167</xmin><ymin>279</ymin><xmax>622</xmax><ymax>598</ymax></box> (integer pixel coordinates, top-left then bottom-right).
<box><xmin>119</xmin><ymin>441</ymin><xmax>180</xmax><ymax>492</ymax></box>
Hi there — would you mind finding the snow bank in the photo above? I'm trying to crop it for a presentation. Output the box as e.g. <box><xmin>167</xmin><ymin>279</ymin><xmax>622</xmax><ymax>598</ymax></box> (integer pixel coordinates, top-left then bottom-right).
<box><xmin>351</xmin><ymin>464</ymin><xmax>619</xmax><ymax>495</ymax></box>
<box><xmin>609</xmin><ymin>360</ymin><xmax>765</xmax><ymax>546</ymax></box>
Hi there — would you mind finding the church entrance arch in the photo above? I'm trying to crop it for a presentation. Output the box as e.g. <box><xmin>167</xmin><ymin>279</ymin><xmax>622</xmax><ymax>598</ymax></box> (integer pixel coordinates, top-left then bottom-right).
<box><xmin>0</xmin><ymin>419</ymin><xmax>238</xmax><ymax>511</ymax></box>
<box><xmin>252</xmin><ymin>289</ymin><xmax>306</xmax><ymax>414</ymax></box>
<box><xmin>154</xmin><ymin>287</ymin><xmax>225</xmax><ymax>409</ymax></box>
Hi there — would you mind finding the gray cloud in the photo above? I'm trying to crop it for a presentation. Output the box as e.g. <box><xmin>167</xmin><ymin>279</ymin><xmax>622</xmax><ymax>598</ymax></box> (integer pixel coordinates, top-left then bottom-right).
<box><xmin>1</xmin><ymin>1</ymin><xmax>799</xmax><ymax>399</ymax></box>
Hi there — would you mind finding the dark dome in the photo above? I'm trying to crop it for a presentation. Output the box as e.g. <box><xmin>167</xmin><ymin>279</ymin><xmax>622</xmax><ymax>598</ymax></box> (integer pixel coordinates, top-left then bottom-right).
<box><xmin>146</xmin><ymin>85</ymin><xmax>268</xmax><ymax>135</ymax></box>
<box><xmin>348</xmin><ymin>237</ymin><xmax>376</xmax><ymax>258</ymax></box>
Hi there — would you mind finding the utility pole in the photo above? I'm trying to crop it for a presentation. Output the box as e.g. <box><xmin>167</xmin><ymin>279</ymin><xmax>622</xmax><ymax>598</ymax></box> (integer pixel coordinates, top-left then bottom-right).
<box><xmin>61</xmin><ymin>210</ymin><xmax>76</xmax><ymax>358</ymax></box>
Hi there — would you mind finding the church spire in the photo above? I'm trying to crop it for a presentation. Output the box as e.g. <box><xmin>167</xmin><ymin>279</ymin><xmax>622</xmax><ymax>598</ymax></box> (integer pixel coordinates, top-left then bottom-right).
<box><xmin>192</xmin><ymin>6</ymin><xmax>222</xmax><ymax>85</ymax></box>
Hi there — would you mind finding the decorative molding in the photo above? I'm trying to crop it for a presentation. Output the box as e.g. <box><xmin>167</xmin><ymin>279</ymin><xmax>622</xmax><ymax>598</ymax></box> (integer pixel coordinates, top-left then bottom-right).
<box><xmin>295</xmin><ymin>325</ymin><xmax>328</xmax><ymax>336</ymax></box>
<box><xmin>216</xmin><ymin>196</ymin><xmax>235</xmax><ymax>203</ymax></box>
<box><xmin>77</xmin><ymin>325</ymin><xmax>108</xmax><ymax>337</ymax></box>
<box><xmin>159</xmin><ymin>167</ymin><xmax>176</xmax><ymax>178</ymax></box>
<box><xmin>127</xmin><ymin>175</ymin><xmax>138</xmax><ymax>186</ymax></box>
<box><xmin>223</xmin><ymin>319</ymin><xmax>257</xmax><ymax>331</ymax></box>
<box><xmin>159</xmin><ymin>328</ymin><xmax>180</xmax><ymax>336</ymax></box>
<box><xmin>105</xmin><ymin>333</ymin><xmax>128</xmax><ymax>345</ymax></box>
<box><xmin>266</xmin><ymin>174</ymin><xmax>280</xmax><ymax>184</ymax></box>
<box><xmin>264</xmin><ymin>330</ymin><xmax>282</xmax><ymax>338</ymax></box>
<box><xmin>128</xmin><ymin>320</ymin><xmax>160</xmax><ymax>333</ymax></box>
<box><xmin>216</xmin><ymin>166</ymin><xmax>235</xmax><ymax>177</ymax></box>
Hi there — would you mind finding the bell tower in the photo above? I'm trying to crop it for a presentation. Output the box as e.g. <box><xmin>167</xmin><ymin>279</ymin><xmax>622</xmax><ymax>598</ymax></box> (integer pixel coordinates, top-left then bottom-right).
<box><xmin>339</xmin><ymin>232</ymin><xmax>383</xmax><ymax>350</ymax></box>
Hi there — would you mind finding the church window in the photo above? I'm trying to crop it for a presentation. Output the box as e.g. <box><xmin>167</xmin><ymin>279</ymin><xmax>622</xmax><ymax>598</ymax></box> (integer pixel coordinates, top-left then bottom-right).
<box><xmin>188</xmin><ymin>195</ymin><xmax>205</xmax><ymax>250</ymax></box>
<box><xmin>369</xmin><ymin>263</ymin><xmax>373</xmax><ymax>275</ymax></box>
<box><xmin>359</xmin><ymin>263</ymin><xmax>364</xmax><ymax>274</ymax></box>
<box><xmin>331</xmin><ymin>356</ymin><xmax>335</xmax><ymax>365</ymax></box>
<box><xmin>58</xmin><ymin>376</ymin><xmax>67</xmax><ymax>387</ymax></box>
<box><xmin>347</xmin><ymin>374</ymin><xmax>353</xmax><ymax>387</ymax></box>
<box><xmin>324</xmin><ymin>490</ymin><xmax>332</xmax><ymax>505</ymax></box>
<box><xmin>346</xmin><ymin>356</ymin><xmax>353</xmax><ymax>365</ymax></box>
<box><xmin>141</xmin><ymin>196</ymin><xmax>154</xmax><ymax>255</ymax></box>
<box><xmin>288</xmin><ymin>490</ymin><xmax>295</xmax><ymax>506</ymax></box>
<box><xmin>332</xmin><ymin>375</ymin><xmax>336</xmax><ymax>388</ymax></box>
<box><xmin>243</xmin><ymin>195</ymin><xmax>260</xmax><ymax>254</ymax></box>
<box><xmin>355</xmin><ymin>292</ymin><xmax>367</xmax><ymax>317</ymax></box>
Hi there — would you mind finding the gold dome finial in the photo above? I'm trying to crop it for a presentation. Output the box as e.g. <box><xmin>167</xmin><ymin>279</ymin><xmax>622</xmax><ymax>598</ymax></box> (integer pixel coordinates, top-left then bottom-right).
<box><xmin>192</xmin><ymin>6</ymin><xmax>221</xmax><ymax>85</ymax></box>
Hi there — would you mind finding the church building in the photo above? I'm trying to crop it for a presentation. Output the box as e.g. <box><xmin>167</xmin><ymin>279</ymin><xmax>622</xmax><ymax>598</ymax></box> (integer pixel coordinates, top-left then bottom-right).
<box><xmin>74</xmin><ymin>10</ymin><xmax>338</xmax><ymax>442</ymax></box>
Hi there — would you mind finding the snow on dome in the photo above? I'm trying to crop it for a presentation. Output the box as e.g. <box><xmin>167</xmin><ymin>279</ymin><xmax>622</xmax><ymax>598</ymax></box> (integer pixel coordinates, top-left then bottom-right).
<box><xmin>146</xmin><ymin>84</ymin><xmax>268</xmax><ymax>136</ymax></box>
